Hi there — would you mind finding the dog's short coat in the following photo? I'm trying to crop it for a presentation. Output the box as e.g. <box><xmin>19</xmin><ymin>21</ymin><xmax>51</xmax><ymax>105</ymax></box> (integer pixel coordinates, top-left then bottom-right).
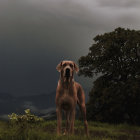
<box><xmin>55</xmin><ymin>60</ymin><xmax>89</xmax><ymax>136</ymax></box>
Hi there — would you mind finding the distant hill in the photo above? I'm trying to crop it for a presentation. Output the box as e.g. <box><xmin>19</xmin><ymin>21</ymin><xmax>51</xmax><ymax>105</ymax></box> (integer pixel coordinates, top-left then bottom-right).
<box><xmin>0</xmin><ymin>93</ymin><xmax>19</xmax><ymax>115</ymax></box>
<box><xmin>0</xmin><ymin>88</ymin><xmax>90</xmax><ymax>120</ymax></box>
<box><xmin>19</xmin><ymin>91</ymin><xmax>56</xmax><ymax>111</ymax></box>
<box><xmin>0</xmin><ymin>92</ymin><xmax>56</xmax><ymax>118</ymax></box>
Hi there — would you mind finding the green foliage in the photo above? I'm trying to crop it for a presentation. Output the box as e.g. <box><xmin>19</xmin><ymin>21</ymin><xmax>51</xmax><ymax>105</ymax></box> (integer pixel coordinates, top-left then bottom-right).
<box><xmin>78</xmin><ymin>27</ymin><xmax>140</xmax><ymax>124</ymax></box>
<box><xmin>0</xmin><ymin>120</ymin><xmax>140</xmax><ymax>140</ymax></box>
<box><xmin>8</xmin><ymin>109</ymin><xmax>44</xmax><ymax>123</ymax></box>
<box><xmin>7</xmin><ymin>109</ymin><xmax>44</xmax><ymax>139</ymax></box>
<box><xmin>79</xmin><ymin>27</ymin><xmax>140</xmax><ymax>78</ymax></box>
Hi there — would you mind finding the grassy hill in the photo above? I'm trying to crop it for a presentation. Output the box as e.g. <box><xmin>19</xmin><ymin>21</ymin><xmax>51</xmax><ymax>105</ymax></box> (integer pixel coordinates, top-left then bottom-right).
<box><xmin>0</xmin><ymin>120</ymin><xmax>140</xmax><ymax>140</ymax></box>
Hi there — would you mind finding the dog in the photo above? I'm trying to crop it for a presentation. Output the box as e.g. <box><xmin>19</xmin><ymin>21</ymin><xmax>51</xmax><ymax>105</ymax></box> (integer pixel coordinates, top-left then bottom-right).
<box><xmin>55</xmin><ymin>60</ymin><xmax>89</xmax><ymax>136</ymax></box>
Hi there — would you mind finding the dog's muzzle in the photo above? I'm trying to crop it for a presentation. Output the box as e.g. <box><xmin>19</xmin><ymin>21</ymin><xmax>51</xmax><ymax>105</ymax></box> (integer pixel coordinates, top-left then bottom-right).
<box><xmin>65</xmin><ymin>68</ymin><xmax>70</xmax><ymax>77</ymax></box>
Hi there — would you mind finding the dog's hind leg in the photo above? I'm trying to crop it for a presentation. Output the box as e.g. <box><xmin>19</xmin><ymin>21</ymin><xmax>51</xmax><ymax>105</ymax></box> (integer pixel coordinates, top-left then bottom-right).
<box><xmin>77</xmin><ymin>84</ymin><xmax>89</xmax><ymax>136</ymax></box>
<box><xmin>78</xmin><ymin>103</ymin><xmax>89</xmax><ymax>136</ymax></box>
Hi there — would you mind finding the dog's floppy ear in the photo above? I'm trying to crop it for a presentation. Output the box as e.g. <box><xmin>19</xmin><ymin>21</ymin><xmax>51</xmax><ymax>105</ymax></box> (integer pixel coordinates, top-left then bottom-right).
<box><xmin>56</xmin><ymin>61</ymin><xmax>63</xmax><ymax>72</ymax></box>
<box><xmin>73</xmin><ymin>62</ymin><xmax>79</xmax><ymax>73</ymax></box>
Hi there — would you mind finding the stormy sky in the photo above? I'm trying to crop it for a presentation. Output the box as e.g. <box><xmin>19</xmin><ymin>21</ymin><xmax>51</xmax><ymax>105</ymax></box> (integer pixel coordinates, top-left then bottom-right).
<box><xmin>0</xmin><ymin>0</ymin><xmax>140</xmax><ymax>96</ymax></box>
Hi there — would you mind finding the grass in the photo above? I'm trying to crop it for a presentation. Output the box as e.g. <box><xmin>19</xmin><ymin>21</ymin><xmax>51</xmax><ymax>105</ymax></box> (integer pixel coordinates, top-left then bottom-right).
<box><xmin>0</xmin><ymin>120</ymin><xmax>140</xmax><ymax>140</ymax></box>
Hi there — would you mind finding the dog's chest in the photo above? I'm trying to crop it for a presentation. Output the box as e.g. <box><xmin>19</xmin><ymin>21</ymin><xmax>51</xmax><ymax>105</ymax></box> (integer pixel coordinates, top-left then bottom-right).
<box><xmin>59</xmin><ymin>88</ymin><xmax>77</xmax><ymax>109</ymax></box>
<box><xmin>60</xmin><ymin>89</ymin><xmax>71</xmax><ymax>97</ymax></box>
<box><xmin>61</xmin><ymin>87</ymin><xmax>77</xmax><ymax>96</ymax></box>
<box><xmin>63</xmin><ymin>89</ymin><xmax>70</xmax><ymax>95</ymax></box>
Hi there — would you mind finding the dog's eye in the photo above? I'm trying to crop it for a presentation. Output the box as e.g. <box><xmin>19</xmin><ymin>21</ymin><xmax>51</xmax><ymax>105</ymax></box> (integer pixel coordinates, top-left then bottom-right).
<box><xmin>70</xmin><ymin>64</ymin><xmax>73</xmax><ymax>68</ymax></box>
<box><xmin>63</xmin><ymin>64</ymin><xmax>66</xmax><ymax>67</ymax></box>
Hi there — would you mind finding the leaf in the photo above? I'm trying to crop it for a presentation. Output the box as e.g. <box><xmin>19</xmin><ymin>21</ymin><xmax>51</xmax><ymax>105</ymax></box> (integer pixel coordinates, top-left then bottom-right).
<box><xmin>25</xmin><ymin>109</ymin><xmax>30</xmax><ymax>114</ymax></box>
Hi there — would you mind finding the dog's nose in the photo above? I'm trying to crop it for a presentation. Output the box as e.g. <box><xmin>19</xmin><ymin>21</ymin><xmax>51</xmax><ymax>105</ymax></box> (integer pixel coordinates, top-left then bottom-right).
<box><xmin>65</xmin><ymin>68</ymin><xmax>70</xmax><ymax>76</ymax></box>
<box><xmin>66</xmin><ymin>68</ymin><xmax>70</xmax><ymax>73</ymax></box>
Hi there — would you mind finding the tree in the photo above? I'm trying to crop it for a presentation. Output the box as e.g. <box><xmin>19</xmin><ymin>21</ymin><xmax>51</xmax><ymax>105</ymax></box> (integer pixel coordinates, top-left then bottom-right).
<box><xmin>78</xmin><ymin>27</ymin><xmax>140</xmax><ymax>124</ymax></box>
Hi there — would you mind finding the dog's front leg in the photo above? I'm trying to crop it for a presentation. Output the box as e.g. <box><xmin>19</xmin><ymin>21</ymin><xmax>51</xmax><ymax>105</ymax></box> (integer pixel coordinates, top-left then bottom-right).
<box><xmin>56</xmin><ymin>107</ymin><xmax>62</xmax><ymax>135</ymax></box>
<box><xmin>64</xmin><ymin>111</ymin><xmax>70</xmax><ymax>135</ymax></box>
<box><xmin>70</xmin><ymin>109</ymin><xmax>75</xmax><ymax>135</ymax></box>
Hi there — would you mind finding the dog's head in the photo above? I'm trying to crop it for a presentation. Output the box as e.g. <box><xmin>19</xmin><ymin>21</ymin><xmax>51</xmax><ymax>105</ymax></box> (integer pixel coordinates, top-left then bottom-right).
<box><xmin>56</xmin><ymin>60</ymin><xmax>79</xmax><ymax>79</ymax></box>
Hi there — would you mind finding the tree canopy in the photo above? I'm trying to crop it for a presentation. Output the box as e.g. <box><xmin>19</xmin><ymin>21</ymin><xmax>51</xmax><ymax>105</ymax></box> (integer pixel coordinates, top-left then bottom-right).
<box><xmin>78</xmin><ymin>27</ymin><xmax>140</xmax><ymax>124</ymax></box>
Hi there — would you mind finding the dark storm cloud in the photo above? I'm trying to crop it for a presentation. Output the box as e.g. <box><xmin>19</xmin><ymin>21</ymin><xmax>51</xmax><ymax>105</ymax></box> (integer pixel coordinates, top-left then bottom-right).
<box><xmin>0</xmin><ymin>0</ymin><xmax>140</xmax><ymax>96</ymax></box>
<box><xmin>98</xmin><ymin>0</ymin><xmax>140</xmax><ymax>8</ymax></box>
